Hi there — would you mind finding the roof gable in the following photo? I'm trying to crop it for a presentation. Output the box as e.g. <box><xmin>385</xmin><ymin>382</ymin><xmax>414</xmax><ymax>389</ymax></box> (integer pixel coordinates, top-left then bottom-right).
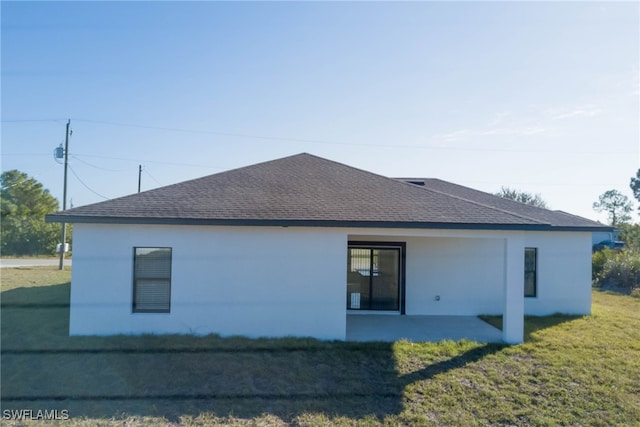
<box><xmin>47</xmin><ymin>153</ymin><xmax>608</xmax><ymax>231</ymax></box>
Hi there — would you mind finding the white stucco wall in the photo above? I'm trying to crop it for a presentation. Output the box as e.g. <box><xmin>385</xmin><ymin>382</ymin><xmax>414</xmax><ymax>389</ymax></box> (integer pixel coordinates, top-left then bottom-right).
<box><xmin>349</xmin><ymin>229</ymin><xmax>593</xmax><ymax>317</ymax></box>
<box><xmin>522</xmin><ymin>231</ymin><xmax>592</xmax><ymax>315</ymax></box>
<box><xmin>404</xmin><ymin>236</ymin><xmax>506</xmax><ymax>315</ymax></box>
<box><xmin>70</xmin><ymin>224</ymin><xmax>592</xmax><ymax>339</ymax></box>
<box><xmin>347</xmin><ymin>233</ymin><xmax>505</xmax><ymax>315</ymax></box>
<box><xmin>70</xmin><ymin>224</ymin><xmax>347</xmax><ymax>339</ymax></box>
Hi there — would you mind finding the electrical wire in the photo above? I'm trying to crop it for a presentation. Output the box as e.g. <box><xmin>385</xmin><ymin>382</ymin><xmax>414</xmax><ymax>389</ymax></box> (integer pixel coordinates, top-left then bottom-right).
<box><xmin>68</xmin><ymin>164</ymin><xmax>110</xmax><ymax>200</ymax></box>
<box><xmin>1</xmin><ymin>118</ymin><xmax>68</xmax><ymax>123</ymax></box>
<box><xmin>99</xmin><ymin>119</ymin><xmax>562</xmax><ymax>152</ymax></box>
<box><xmin>71</xmin><ymin>153</ymin><xmax>222</xmax><ymax>170</ymax></box>
<box><xmin>72</xmin><ymin>118</ymin><xmax>362</xmax><ymax>148</ymax></box>
<box><xmin>3</xmin><ymin>152</ymin><xmax>51</xmax><ymax>156</ymax></box>
<box><xmin>65</xmin><ymin>119</ymin><xmax>534</xmax><ymax>151</ymax></box>
<box><xmin>71</xmin><ymin>155</ymin><xmax>127</xmax><ymax>172</ymax></box>
<box><xmin>3</xmin><ymin>116</ymin><xmax>636</xmax><ymax>155</ymax></box>
<box><xmin>143</xmin><ymin>168</ymin><xmax>163</xmax><ymax>186</ymax></box>
<box><xmin>70</xmin><ymin>117</ymin><xmax>636</xmax><ymax>155</ymax></box>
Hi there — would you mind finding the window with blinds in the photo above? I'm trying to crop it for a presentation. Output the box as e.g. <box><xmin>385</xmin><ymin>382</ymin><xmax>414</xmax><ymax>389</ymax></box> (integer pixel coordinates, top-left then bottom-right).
<box><xmin>133</xmin><ymin>247</ymin><xmax>172</xmax><ymax>313</ymax></box>
<box><xmin>524</xmin><ymin>247</ymin><xmax>537</xmax><ymax>298</ymax></box>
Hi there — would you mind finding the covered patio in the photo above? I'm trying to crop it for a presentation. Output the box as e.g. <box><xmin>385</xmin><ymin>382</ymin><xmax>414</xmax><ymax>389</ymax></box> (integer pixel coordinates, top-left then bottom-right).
<box><xmin>347</xmin><ymin>232</ymin><xmax>526</xmax><ymax>343</ymax></box>
<box><xmin>346</xmin><ymin>314</ymin><xmax>503</xmax><ymax>343</ymax></box>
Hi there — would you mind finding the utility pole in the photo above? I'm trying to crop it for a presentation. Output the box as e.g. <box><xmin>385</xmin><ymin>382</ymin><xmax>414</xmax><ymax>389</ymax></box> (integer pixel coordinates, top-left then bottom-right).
<box><xmin>138</xmin><ymin>165</ymin><xmax>142</xmax><ymax>193</ymax></box>
<box><xmin>58</xmin><ymin>119</ymin><xmax>70</xmax><ymax>270</ymax></box>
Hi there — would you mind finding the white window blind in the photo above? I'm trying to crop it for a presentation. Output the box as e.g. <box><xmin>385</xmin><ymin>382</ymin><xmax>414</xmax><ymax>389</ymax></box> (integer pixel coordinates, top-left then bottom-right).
<box><xmin>133</xmin><ymin>248</ymin><xmax>171</xmax><ymax>313</ymax></box>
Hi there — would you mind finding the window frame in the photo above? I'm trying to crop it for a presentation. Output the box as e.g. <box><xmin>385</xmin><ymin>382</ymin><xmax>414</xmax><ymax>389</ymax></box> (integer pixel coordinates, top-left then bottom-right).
<box><xmin>132</xmin><ymin>247</ymin><xmax>172</xmax><ymax>314</ymax></box>
<box><xmin>347</xmin><ymin>241</ymin><xmax>406</xmax><ymax>314</ymax></box>
<box><xmin>524</xmin><ymin>247</ymin><xmax>537</xmax><ymax>298</ymax></box>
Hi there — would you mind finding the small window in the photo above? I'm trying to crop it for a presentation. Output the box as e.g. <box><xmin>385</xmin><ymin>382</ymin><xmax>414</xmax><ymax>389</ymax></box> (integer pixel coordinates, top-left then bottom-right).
<box><xmin>133</xmin><ymin>247</ymin><xmax>172</xmax><ymax>313</ymax></box>
<box><xmin>524</xmin><ymin>248</ymin><xmax>537</xmax><ymax>298</ymax></box>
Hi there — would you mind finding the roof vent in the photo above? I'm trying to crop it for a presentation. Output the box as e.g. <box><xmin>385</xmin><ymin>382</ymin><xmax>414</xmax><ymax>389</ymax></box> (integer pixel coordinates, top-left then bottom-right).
<box><xmin>405</xmin><ymin>180</ymin><xmax>425</xmax><ymax>186</ymax></box>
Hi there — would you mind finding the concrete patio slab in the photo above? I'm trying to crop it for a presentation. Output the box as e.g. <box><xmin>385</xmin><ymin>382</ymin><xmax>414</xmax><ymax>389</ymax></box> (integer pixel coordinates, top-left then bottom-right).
<box><xmin>346</xmin><ymin>314</ymin><xmax>503</xmax><ymax>343</ymax></box>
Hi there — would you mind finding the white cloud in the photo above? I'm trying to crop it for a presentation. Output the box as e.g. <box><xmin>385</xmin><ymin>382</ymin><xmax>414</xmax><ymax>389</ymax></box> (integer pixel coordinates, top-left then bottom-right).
<box><xmin>632</xmin><ymin>68</ymin><xmax>640</xmax><ymax>96</ymax></box>
<box><xmin>545</xmin><ymin>104</ymin><xmax>604</xmax><ymax>120</ymax></box>
<box><xmin>433</xmin><ymin>111</ymin><xmax>547</xmax><ymax>142</ymax></box>
<box><xmin>611</xmin><ymin>66</ymin><xmax>639</xmax><ymax>96</ymax></box>
<box><xmin>433</xmin><ymin>129</ymin><xmax>471</xmax><ymax>142</ymax></box>
<box><xmin>486</xmin><ymin>111</ymin><xmax>512</xmax><ymax>127</ymax></box>
<box><xmin>480</xmin><ymin>126</ymin><xmax>546</xmax><ymax>136</ymax></box>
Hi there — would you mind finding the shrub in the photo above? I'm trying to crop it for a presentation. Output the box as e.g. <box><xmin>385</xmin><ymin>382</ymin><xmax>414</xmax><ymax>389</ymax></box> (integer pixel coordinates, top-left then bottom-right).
<box><xmin>594</xmin><ymin>250</ymin><xmax>640</xmax><ymax>292</ymax></box>
<box><xmin>592</xmin><ymin>248</ymin><xmax>615</xmax><ymax>281</ymax></box>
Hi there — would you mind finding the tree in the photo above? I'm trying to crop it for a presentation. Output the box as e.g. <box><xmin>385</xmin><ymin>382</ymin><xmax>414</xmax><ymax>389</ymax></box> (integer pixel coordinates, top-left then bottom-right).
<box><xmin>495</xmin><ymin>187</ymin><xmax>548</xmax><ymax>208</ymax></box>
<box><xmin>1</xmin><ymin>170</ymin><xmax>61</xmax><ymax>256</ymax></box>
<box><xmin>618</xmin><ymin>223</ymin><xmax>640</xmax><ymax>252</ymax></box>
<box><xmin>593</xmin><ymin>189</ymin><xmax>633</xmax><ymax>226</ymax></box>
<box><xmin>631</xmin><ymin>169</ymin><xmax>640</xmax><ymax>208</ymax></box>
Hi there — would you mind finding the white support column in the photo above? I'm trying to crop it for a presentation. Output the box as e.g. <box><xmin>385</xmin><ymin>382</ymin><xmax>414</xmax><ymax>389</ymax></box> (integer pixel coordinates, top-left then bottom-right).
<box><xmin>503</xmin><ymin>234</ymin><xmax>525</xmax><ymax>344</ymax></box>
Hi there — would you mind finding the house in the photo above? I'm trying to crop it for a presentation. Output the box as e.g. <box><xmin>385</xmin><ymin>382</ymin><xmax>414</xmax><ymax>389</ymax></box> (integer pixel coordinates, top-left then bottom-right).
<box><xmin>592</xmin><ymin>228</ymin><xmax>622</xmax><ymax>249</ymax></box>
<box><xmin>46</xmin><ymin>153</ymin><xmax>610</xmax><ymax>344</ymax></box>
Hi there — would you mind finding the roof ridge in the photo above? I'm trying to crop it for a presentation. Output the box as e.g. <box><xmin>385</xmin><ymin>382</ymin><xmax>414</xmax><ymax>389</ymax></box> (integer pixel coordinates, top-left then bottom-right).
<box><xmin>395</xmin><ymin>178</ymin><xmax>550</xmax><ymax>225</ymax></box>
<box><xmin>427</xmin><ymin>178</ymin><xmax>559</xmax><ymax>213</ymax></box>
<box><xmin>302</xmin><ymin>155</ymin><xmax>547</xmax><ymax>224</ymax></box>
<box><xmin>553</xmin><ymin>209</ymin><xmax>607</xmax><ymax>224</ymax></box>
<box><xmin>427</xmin><ymin>178</ymin><xmax>610</xmax><ymax>226</ymax></box>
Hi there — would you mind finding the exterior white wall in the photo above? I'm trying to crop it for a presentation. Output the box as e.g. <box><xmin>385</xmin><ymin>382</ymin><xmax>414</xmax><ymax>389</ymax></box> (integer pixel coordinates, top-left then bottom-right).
<box><xmin>523</xmin><ymin>231</ymin><xmax>592</xmax><ymax>315</ymax></box>
<box><xmin>70</xmin><ymin>224</ymin><xmax>592</xmax><ymax>340</ymax></box>
<box><xmin>503</xmin><ymin>234</ymin><xmax>525</xmax><ymax>343</ymax></box>
<box><xmin>405</xmin><ymin>236</ymin><xmax>505</xmax><ymax>315</ymax></box>
<box><xmin>350</xmin><ymin>234</ymin><xmax>505</xmax><ymax>315</ymax></box>
<box><xmin>349</xmin><ymin>229</ymin><xmax>593</xmax><ymax>317</ymax></box>
<box><xmin>70</xmin><ymin>224</ymin><xmax>347</xmax><ymax>339</ymax></box>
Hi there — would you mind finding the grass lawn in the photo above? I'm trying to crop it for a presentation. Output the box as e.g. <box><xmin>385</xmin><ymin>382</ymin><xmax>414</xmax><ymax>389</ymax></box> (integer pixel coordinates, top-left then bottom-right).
<box><xmin>1</xmin><ymin>267</ymin><xmax>639</xmax><ymax>426</ymax></box>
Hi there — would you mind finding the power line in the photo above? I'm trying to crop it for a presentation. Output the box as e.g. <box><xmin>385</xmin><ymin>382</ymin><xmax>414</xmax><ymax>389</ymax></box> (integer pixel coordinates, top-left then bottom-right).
<box><xmin>4</xmin><ymin>116</ymin><xmax>636</xmax><ymax>159</ymax></box>
<box><xmin>70</xmin><ymin>117</ymin><xmax>637</xmax><ymax>155</ymax></box>
<box><xmin>68</xmin><ymin>164</ymin><xmax>110</xmax><ymax>200</ymax></box>
<box><xmin>70</xmin><ymin>155</ymin><xmax>127</xmax><ymax>172</ymax></box>
<box><xmin>72</xmin><ymin>153</ymin><xmax>222</xmax><ymax>170</ymax></box>
<box><xmin>143</xmin><ymin>168</ymin><xmax>163</xmax><ymax>187</ymax></box>
<box><xmin>1</xmin><ymin>118</ymin><xmax>68</xmax><ymax>123</ymax></box>
<box><xmin>72</xmin><ymin>118</ymin><xmax>359</xmax><ymax>147</ymax></box>
<box><xmin>2</xmin><ymin>153</ymin><xmax>50</xmax><ymax>157</ymax></box>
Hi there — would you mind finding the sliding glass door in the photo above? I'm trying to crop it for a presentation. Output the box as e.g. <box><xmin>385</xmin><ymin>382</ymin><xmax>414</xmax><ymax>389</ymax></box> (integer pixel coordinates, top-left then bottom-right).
<box><xmin>347</xmin><ymin>243</ymin><xmax>403</xmax><ymax>312</ymax></box>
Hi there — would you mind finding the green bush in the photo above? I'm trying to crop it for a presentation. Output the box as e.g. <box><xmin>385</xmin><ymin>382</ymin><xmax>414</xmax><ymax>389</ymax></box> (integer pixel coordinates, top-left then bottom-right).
<box><xmin>592</xmin><ymin>248</ymin><xmax>615</xmax><ymax>281</ymax></box>
<box><xmin>594</xmin><ymin>249</ymin><xmax>640</xmax><ymax>291</ymax></box>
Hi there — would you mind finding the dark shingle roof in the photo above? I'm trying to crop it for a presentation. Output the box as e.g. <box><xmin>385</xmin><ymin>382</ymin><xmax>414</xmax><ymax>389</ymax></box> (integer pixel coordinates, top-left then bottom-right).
<box><xmin>47</xmin><ymin>153</ymin><xmax>608</xmax><ymax>231</ymax></box>
<box><xmin>396</xmin><ymin>178</ymin><xmax>606</xmax><ymax>229</ymax></box>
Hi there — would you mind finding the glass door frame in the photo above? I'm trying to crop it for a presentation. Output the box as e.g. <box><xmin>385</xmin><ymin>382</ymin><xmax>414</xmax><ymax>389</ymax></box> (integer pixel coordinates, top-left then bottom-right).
<box><xmin>347</xmin><ymin>241</ymin><xmax>406</xmax><ymax>314</ymax></box>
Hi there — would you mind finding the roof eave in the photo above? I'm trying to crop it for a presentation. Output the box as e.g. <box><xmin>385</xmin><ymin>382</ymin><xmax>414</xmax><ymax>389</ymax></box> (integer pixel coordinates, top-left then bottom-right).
<box><xmin>45</xmin><ymin>214</ymin><xmax>612</xmax><ymax>232</ymax></box>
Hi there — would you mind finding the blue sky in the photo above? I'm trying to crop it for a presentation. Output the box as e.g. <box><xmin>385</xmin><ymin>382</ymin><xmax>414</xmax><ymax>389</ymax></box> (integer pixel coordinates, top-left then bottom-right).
<box><xmin>2</xmin><ymin>1</ymin><xmax>639</xmax><ymax>222</ymax></box>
